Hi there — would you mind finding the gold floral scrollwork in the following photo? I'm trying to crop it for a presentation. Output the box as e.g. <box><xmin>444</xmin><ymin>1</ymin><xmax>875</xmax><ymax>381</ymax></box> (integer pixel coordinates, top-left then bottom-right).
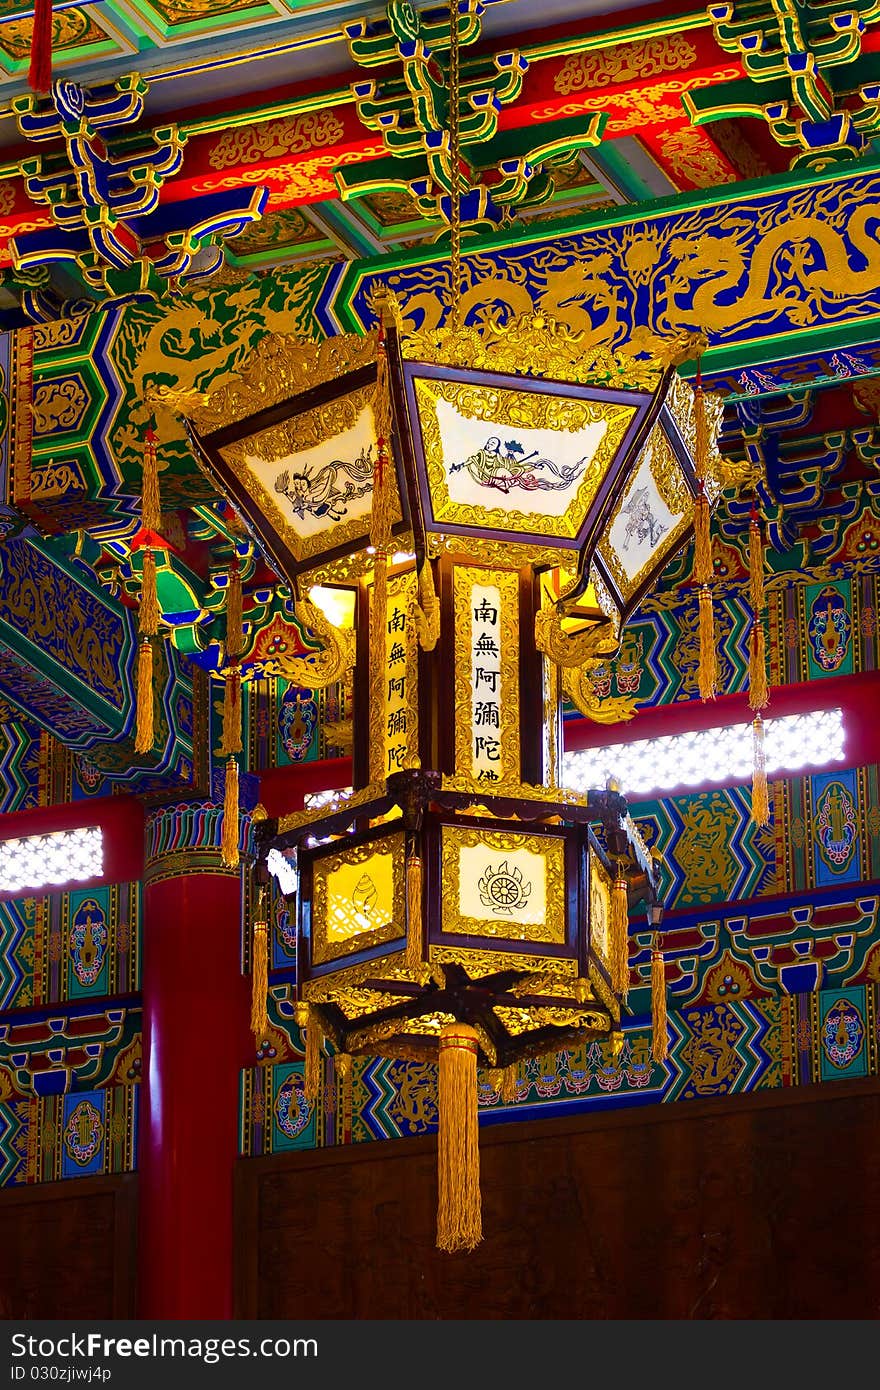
<box><xmin>553</xmin><ymin>36</ymin><xmax>698</xmax><ymax>95</ymax></box>
<box><xmin>31</xmin><ymin>379</ymin><xmax>88</xmax><ymax>434</ymax></box>
<box><xmin>207</xmin><ymin>111</ymin><xmax>345</xmax><ymax>170</ymax></box>
<box><xmin>413</xmin><ymin>564</ymin><xmax>440</xmax><ymax>651</ymax></box>
<box><xmin>271</xmin><ymin>599</ymin><xmax>356</xmax><ymax>689</ymax></box>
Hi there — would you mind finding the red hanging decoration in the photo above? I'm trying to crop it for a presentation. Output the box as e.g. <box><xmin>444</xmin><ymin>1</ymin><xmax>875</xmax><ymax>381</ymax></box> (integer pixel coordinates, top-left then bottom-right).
<box><xmin>29</xmin><ymin>0</ymin><xmax>54</xmax><ymax>95</ymax></box>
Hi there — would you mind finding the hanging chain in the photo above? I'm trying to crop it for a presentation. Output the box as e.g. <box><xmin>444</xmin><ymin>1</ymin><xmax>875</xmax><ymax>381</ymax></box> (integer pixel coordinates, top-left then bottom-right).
<box><xmin>448</xmin><ymin>0</ymin><xmax>462</xmax><ymax>325</ymax></box>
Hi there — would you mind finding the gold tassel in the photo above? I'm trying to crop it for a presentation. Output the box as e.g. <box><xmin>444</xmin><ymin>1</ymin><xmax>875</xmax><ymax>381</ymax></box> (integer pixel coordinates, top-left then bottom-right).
<box><xmin>226</xmin><ymin>564</ymin><xmax>244</xmax><ymax>662</ymax></box>
<box><xmin>220</xmin><ymin>668</ymin><xmax>243</xmax><ymax>756</ymax></box>
<box><xmin>250</xmin><ymin>918</ymin><xmax>268</xmax><ymax>1043</ymax></box>
<box><xmin>500</xmin><ymin>1063</ymin><xmax>517</xmax><ymax>1105</ymax></box>
<box><xmin>610</xmin><ymin>871</ymin><xmax>630</xmax><ymax>1001</ymax></box>
<box><xmin>749</xmin><ymin>512</ymin><xmax>765</xmax><ymax>615</ymax></box>
<box><xmin>574</xmin><ymin>977</ymin><xmax>589</xmax><ymax>1004</ymax></box>
<box><xmin>749</xmin><ymin>619</ymin><xmax>769</xmax><ymax>712</ymax></box>
<box><xmin>437</xmin><ymin>1023</ymin><xmax>482</xmax><ymax>1253</ymax></box>
<box><xmin>611</xmin><ymin>1030</ymin><xmax>625</xmax><ymax>1061</ymax></box>
<box><xmin>692</xmin><ymin>487</ymin><xmax>712</xmax><ymax>587</ymax></box>
<box><xmin>134</xmin><ymin>638</ymin><xmax>154</xmax><ymax>753</ymax></box>
<box><xmin>414</xmin><ymin>559</ymin><xmax>440</xmax><ymax>651</ymax></box>
<box><xmin>139</xmin><ymin>549</ymin><xmax>159</xmax><ymax>637</ymax></box>
<box><xmin>751</xmin><ymin>715</ymin><xmax>770</xmax><ymax>827</ymax></box>
<box><xmin>141</xmin><ymin>426</ymin><xmax>162</xmax><ymax>535</ymax></box>
<box><xmin>545</xmin><ymin>658</ymin><xmax>559</xmax><ymax>791</ymax></box>
<box><xmin>221</xmin><ymin>755</ymin><xmax>239</xmax><ymax>867</ymax></box>
<box><xmin>694</xmin><ymin>381</ymin><xmax>709</xmax><ymax>485</ymax></box>
<box><xmin>651</xmin><ymin>939</ymin><xmax>668</xmax><ymax>1063</ymax></box>
<box><xmin>405</xmin><ymin>853</ymin><xmax>423</xmax><ymax>972</ymax></box>
<box><xmin>304</xmin><ymin>1008</ymin><xmax>322</xmax><ymax>1102</ymax></box>
<box><xmin>697</xmin><ymin>585</ymin><xmax>718</xmax><ymax>701</ymax></box>
<box><xmin>336</xmin><ymin>1051</ymin><xmax>352</xmax><ymax>1120</ymax></box>
<box><xmin>369</xmin><ymin>333</ymin><xmax>393</xmax><ymax>554</ymax></box>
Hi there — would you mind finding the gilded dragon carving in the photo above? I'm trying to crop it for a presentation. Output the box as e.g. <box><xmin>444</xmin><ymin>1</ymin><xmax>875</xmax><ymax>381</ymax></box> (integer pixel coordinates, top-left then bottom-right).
<box><xmin>275</xmin><ymin>599</ymin><xmax>356</xmax><ymax>689</ymax></box>
<box><xmin>534</xmin><ymin>602</ymin><xmax>639</xmax><ymax>724</ymax></box>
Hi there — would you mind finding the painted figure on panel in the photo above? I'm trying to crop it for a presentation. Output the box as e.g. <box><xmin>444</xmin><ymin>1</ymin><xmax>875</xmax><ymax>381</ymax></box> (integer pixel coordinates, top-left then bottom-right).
<box><xmin>69</xmin><ymin>899</ymin><xmax>108</xmax><ymax>987</ymax></box>
<box><xmin>621</xmin><ymin>486</ymin><xmax>666</xmax><ymax>550</ymax></box>
<box><xmin>273</xmin><ymin>446</ymin><xmax>374</xmax><ymax>522</ymax></box>
<box><xmin>450</xmin><ymin>436</ymin><xmax>590</xmax><ymax>494</ymax></box>
<box><xmin>815</xmin><ymin>780</ymin><xmax>857</xmax><ymax>869</ymax></box>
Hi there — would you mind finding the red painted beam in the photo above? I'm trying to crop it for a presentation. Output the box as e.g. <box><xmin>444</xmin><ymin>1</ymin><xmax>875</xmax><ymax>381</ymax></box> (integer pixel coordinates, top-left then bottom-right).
<box><xmin>564</xmin><ymin>669</ymin><xmax>880</xmax><ymax>765</ymax></box>
<box><xmin>0</xmin><ymin>794</ymin><xmax>144</xmax><ymax>900</ymax></box>
<box><xmin>258</xmin><ymin>755</ymin><xmax>353</xmax><ymax>817</ymax></box>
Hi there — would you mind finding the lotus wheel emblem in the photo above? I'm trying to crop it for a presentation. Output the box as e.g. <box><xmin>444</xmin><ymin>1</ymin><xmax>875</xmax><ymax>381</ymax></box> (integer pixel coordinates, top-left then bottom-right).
<box><xmin>478</xmin><ymin>860</ymin><xmax>532</xmax><ymax>914</ymax></box>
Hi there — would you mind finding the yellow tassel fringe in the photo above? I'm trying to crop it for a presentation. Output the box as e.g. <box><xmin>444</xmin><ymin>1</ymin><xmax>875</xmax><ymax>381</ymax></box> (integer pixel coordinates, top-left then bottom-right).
<box><xmin>651</xmin><ymin>942</ymin><xmax>668</xmax><ymax>1063</ymax></box>
<box><xmin>304</xmin><ymin>1009</ymin><xmax>322</xmax><ymax>1102</ymax></box>
<box><xmin>610</xmin><ymin>873</ymin><xmax>629</xmax><ymax>1001</ymax></box>
<box><xmin>139</xmin><ymin>549</ymin><xmax>159</xmax><ymax>638</ymax></box>
<box><xmin>751</xmin><ymin>716</ymin><xmax>770</xmax><ymax>827</ymax></box>
<box><xmin>437</xmin><ymin>1023</ymin><xmax>482</xmax><ymax>1253</ymax></box>
<box><xmin>405</xmin><ymin>853</ymin><xmax>423</xmax><ymax>972</ymax></box>
<box><xmin>221</xmin><ymin>755</ymin><xmax>239</xmax><ymax>867</ymax></box>
<box><xmin>697</xmin><ymin>585</ymin><xmax>718</xmax><ymax>701</ymax></box>
<box><xmin>226</xmin><ymin>566</ymin><xmax>244</xmax><ymax>661</ymax></box>
<box><xmin>749</xmin><ymin>514</ymin><xmax>765</xmax><ymax>615</ymax></box>
<box><xmin>369</xmin><ymin>337</ymin><xmax>393</xmax><ymax>553</ymax></box>
<box><xmin>694</xmin><ymin>384</ymin><xmax>709</xmax><ymax>485</ymax></box>
<box><xmin>250</xmin><ymin>918</ymin><xmax>268</xmax><ymax>1043</ymax></box>
<box><xmin>220</xmin><ymin>669</ymin><xmax>243</xmax><ymax>756</ymax></box>
<box><xmin>369</xmin><ymin>552</ymin><xmax>388</xmax><ymax>783</ymax></box>
<box><xmin>749</xmin><ymin>620</ymin><xmax>769</xmax><ymax>712</ymax></box>
<box><xmin>415</xmin><ymin>560</ymin><xmax>440</xmax><ymax>651</ymax></box>
<box><xmin>141</xmin><ymin>428</ymin><xmax>162</xmax><ymax>535</ymax></box>
<box><xmin>134</xmin><ymin>638</ymin><xmax>154</xmax><ymax>753</ymax></box>
<box><xmin>692</xmin><ymin>489</ymin><xmax>712</xmax><ymax>587</ymax></box>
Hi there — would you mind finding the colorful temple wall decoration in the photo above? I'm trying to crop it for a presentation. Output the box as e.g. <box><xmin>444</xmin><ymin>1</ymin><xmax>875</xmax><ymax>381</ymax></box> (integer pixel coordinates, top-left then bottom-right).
<box><xmin>239</xmin><ymin>985</ymin><xmax>880</xmax><ymax>1156</ymax></box>
<box><xmin>0</xmin><ymin>1084</ymin><xmax>138</xmax><ymax>1188</ymax></box>
<box><xmin>0</xmin><ymin>881</ymin><xmax>141</xmax><ymax>1012</ymax></box>
<box><xmin>0</xmin><ymin>873</ymin><xmax>142</xmax><ymax>1189</ymax></box>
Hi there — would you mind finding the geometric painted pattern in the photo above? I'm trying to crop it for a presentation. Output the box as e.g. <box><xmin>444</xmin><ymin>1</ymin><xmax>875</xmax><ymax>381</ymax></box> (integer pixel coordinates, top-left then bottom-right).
<box><xmin>0</xmin><ymin>1083</ymin><xmax>138</xmax><ymax>1187</ymax></box>
<box><xmin>0</xmin><ymin>882</ymin><xmax>140</xmax><ymax>1011</ymax></box>
<box><xmin>238</xmin><ymin>975</ymin><xmax>879</xmax><ymax>1159</ymax></box>
<box><xmin>630</xmin><ymin>763</ymin><xmax>880</xmax><ymax>912</ymax></box>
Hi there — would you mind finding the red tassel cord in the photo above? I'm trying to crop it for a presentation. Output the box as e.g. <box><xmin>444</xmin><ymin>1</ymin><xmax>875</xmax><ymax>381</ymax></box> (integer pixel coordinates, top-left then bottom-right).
<box><xmin>29</xmin><ymin>0</ymin><xmax>54</xmax><ymax>95</ymax></box>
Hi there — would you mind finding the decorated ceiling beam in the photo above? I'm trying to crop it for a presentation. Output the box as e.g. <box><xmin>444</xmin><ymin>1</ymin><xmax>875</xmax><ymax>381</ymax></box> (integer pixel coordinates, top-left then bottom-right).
<box><xmin>691</xmin><ymin>0</ymin><xmax>880</xmax><ymax>169</ymax></box>
<box><xmin>328</xmin><ymin>156</ymin><xmax>880</xmax><ymax>402</ymax></box>
<box><xmin>0</xmin><ymin>8</ymin><xmax>763</xmax><ymax>272</ymax></box>
<box><xmin>0</xmin><ymin>535</ymin><xmax>199</xmax><ymax>791</ymax></box>
<box><xmin>4</xmin><ymin>73</ymin><xmax>266</xmax><ymax>304</ymax></box>
<box><xmin>0</xmin><ymin>1</ymin><xmax>711</xmax><ymax>96</ymax></box>
<box><xmin>12</xmin><ymin>155</ymin><xmax>880</xmax><ymax>560</ymax></box>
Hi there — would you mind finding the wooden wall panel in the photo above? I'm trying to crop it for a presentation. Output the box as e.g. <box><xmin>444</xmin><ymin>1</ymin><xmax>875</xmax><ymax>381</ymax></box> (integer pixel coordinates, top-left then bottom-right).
<box><xmin>0</xmin><ymin>1174</ymin><xmax>137</xmax><ymax>1318</ymax></box>
<box><xmin>236</xmin><ymin>1079</ymin><xmax>880</xmax><ymax>1318</ymax></box>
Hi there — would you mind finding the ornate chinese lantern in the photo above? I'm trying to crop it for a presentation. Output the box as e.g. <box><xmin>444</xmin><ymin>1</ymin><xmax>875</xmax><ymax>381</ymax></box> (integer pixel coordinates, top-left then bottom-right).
<box><xmin>183</xmin><ymin>283</ymin><xmax>723</xmax><ymax>1250</ymax></box>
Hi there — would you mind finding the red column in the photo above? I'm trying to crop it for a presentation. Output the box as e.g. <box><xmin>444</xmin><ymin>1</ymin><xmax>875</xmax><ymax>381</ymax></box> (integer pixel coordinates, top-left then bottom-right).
<box><xmin>139</xmin><ymin>854</ymin><xmax>251</xmax><ymax>1318</ymax></box>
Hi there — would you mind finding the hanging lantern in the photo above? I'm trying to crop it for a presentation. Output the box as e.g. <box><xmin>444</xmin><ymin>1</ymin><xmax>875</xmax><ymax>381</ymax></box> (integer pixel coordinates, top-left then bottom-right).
<box><xmin>179</xmin><ymin>0</ymin><xmax>723</xmax><ymax>1258</ymax></box>
<box><xmin>180</xmin><ymin>280</ymin><xmax>725</xmax><ymax>1248</ymax></box>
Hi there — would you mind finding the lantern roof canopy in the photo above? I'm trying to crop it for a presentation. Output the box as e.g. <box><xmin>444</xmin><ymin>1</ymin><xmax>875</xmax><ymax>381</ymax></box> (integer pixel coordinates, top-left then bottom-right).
<box><xmin>184</xmin><ymin>307</ymin><xmax>721</xmax><ymax>625</ymax></box>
